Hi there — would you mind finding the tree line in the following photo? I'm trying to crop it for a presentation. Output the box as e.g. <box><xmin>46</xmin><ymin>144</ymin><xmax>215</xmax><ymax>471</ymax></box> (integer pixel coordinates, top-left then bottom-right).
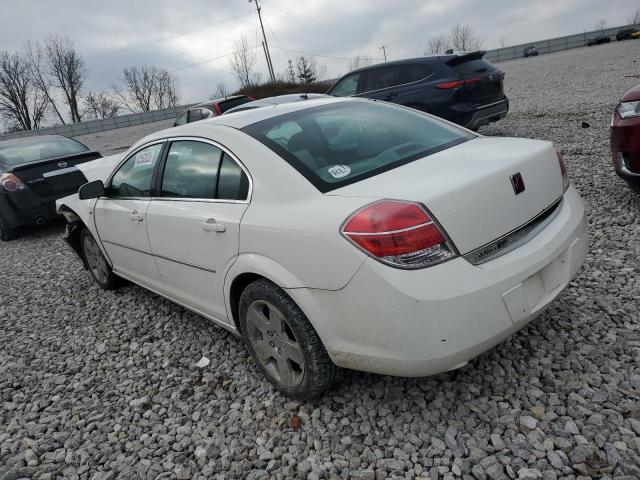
<box><xmin>0</xmin><ymin>35</ymin><xmax>180</xmax><ymax>133</ymax></box>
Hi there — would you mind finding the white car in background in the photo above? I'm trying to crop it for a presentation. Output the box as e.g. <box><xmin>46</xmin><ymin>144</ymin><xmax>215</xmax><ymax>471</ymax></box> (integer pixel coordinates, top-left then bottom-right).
<box><xmin>57</xmin><ymin>97</ymin><xmax>588</xmax><ymax>399</ymax></box>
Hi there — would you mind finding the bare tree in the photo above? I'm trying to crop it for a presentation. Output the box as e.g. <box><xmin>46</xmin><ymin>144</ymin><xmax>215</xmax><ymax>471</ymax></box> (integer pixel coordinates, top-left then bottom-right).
<box><xmin>425</xmin><ymin>36</ymin><xmax>449</xmax><ymax>54</ymax></box>
<box><xmin>83</xmin><ymin>91</ymin><xmax>119</xmax><ymax>120</ymax></box>
<box><xmin>210</xmin><ymin>81</ymin><xmax>229</xmax><ymax>99</ymax></box>
<box><xmin>25</xmin><ymin>41</ymin><xmax>66</xmax><ymax>124</ymax></box>
<box><xmin>449</xmin><ymin>24</ymin><xmax>483</xmax><ymax>52</ymax></box>
<box><xmin>230</xmin><ymin>36</ymin><xmax>256</xmax><ymax>88</ymax></box>
<box><xmin>287</xmin><ymin>59</ymin><xmax>296</xmax><ymax>83</ymax></box>
<box><xmin>114</xmin><ymin>66</ymin><xmax>179</xmax><ymax>113</ymax></box>
<box><xmin>0</xmin><ymin>50</ymin><xmax>48</xmax><ymax>131</ymax></box>
<box><xmin>595</xmin><ymin>19</ymin><xmax>606</xmax><ymax>31</ymax></box>
<box><xmin>296</xmin><ymin>56</ymin><xmax>317</xmax><ymax>84</ymax></box>
<box><xmin>630</xmin><ymin>9</ymin><xmax>640</xmax><ymax>24</ymax></box>
<box><xmin>499</xmin><ymin>37</ymin><xmax>507</xmax><ymax>48</ymax></box>
<box><xmin>44</xmin><ymin>35</ymin><xmax>87</xmax><ymax>123</ymax></box>
<box><xmin>348</xmin><ymin>55</ymin><xmax>373</xmax><ymax>71</ymax></box>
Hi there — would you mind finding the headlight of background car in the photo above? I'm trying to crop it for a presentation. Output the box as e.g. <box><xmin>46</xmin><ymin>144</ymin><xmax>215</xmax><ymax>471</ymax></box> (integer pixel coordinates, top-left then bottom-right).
<box><xmin>617</xmin><ymin>101</ymin><xmax>640</xmax><ymax>119</ymax></box>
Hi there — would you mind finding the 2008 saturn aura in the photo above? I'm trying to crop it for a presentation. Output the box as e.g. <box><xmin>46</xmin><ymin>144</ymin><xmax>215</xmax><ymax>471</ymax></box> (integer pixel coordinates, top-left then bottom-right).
<box><xmin>57</xmin><ymin>97</ymin><xmax>588</xmax><ymax>399</ymax></box>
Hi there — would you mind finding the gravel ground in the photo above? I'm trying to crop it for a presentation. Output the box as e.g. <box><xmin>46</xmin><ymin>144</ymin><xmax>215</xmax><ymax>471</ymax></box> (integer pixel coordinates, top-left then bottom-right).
<box><xmin>2</xmin><ymin>41</ymin><xmax>640</xmax><ymax>480</ymax></box>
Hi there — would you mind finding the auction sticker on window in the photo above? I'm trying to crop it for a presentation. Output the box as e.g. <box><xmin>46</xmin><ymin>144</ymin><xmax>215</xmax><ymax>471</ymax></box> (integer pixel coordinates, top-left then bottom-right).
<box><xmin>328</xmin><ymin>165</ymin><xmax>351</xmax><ymax>179</ymax></box>
<box><xmin>134</xmin><ymin>150</ymin><xmax>155</xmax><ymax>167</ymax></box>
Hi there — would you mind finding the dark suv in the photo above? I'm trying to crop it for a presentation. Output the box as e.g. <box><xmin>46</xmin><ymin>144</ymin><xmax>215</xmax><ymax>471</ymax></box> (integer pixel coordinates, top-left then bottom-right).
<box><xmin>326</xmin><ymin>52</ymin><xmax>508</xmax><ymax>130</ymax></box>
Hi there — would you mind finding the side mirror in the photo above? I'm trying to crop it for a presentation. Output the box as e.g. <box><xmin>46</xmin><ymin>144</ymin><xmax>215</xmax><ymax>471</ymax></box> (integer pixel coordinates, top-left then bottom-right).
<box><xmin>78</xmin><ymin>180</ymin><xmax>105</xmax><ymax>200</ymax></box>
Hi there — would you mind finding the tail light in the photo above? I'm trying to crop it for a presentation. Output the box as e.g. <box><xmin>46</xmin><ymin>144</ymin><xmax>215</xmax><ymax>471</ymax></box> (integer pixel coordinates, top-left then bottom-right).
<box><xmin>214</xmin><ymin>103</ymin><xmax>222</xmax><ymax>115</ymax></box>
<box><xmin>0</xmin><ymin>173</ymin><xmax>25</xmax><ymax>192</ymax></box>
<box><xmin>556</xmin><ymin>150</ymin><xmax>570</xmax><ymax>192</ymax></box>
<box><xmin>436</xmin><ymin>77</ymin><xmax>481</xmax><ymax>89</ymax></box>
<box><xmin>341</xmin><ymin>200</ymin><xmax>457</xmax><ymax>269</ymax></box>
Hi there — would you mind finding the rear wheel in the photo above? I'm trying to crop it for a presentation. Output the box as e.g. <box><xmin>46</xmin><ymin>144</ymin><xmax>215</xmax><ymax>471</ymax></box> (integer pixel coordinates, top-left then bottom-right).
<box><xmin>239</xmin><ymin>279</ymin><xmax>337</xmax><ymax>399</ymax></box>
<box><xmin>0</xmin><ymin>217</ymin><xmax>19</xmax><ymax>241</ymax></box>
<box><xmin>80</xmin><ymin>228</ymin><xmax>119</xmax><ymax>290</ymax></box>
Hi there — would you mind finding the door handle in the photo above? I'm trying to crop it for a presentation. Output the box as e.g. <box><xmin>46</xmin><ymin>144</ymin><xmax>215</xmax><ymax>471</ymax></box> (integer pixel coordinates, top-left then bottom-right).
<box><xmin>129</xmin><ymin>211</ymin><xmax>144</xmax><ymax>222</ymax></box>
<box><xmin>202</xmin><ymin>218</ymin><xmax>226</xmax><ymax>233</ymax></box>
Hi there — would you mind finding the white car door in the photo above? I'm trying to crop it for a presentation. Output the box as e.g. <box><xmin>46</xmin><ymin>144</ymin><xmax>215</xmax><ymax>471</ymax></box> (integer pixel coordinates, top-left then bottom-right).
<box><xmin>94</xmin><ymin>141</ymin><xmax>165</xmax><ymax>289</ymax></box>
<box><xmin>145</xmin><ymin>139</ymin><xmax>250</xmax><ymax>324</ymax></box>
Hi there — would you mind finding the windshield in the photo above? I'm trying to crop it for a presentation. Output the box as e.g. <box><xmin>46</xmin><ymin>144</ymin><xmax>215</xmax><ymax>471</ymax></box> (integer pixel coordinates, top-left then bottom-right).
<box><xmin>0</xmin><ymin>137</ymin><xmax>89</xmax><ymax>166</ymax></box>
<box><xmin>242</xmin><ymin>100</ymin><xmax>474</xmax><ymax>192</ymax></box>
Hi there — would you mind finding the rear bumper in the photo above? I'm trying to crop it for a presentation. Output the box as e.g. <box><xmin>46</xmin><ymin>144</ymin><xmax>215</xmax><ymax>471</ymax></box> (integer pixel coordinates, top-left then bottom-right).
<box><xmin>465</xmin><ymin>98</ymin><xmax>509</xmax><ymax>130</ymax></box>
<box><xmin>0</xmin><ymin>191</ymin><xmax>59</xmax><ymax>229</ymax></box>
<box><xmin>288</xmin><ymin>186</ymin><xmax>588</xmax><ymax>377</ymax></box>
<box><xmin>610</xmin><ymin>114</ymin><xmax>640</xmax><ymax>191</ymax></box>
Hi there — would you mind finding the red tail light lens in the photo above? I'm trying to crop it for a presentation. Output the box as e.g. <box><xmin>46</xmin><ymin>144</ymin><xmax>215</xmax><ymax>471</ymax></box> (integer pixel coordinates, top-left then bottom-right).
<box><xmin>436</xmin><ymin>77</ymin><xmax>481</xmax><ymax>89</ymax></box>
<box><xmin>341</xmin><ymin>200</ymin><xmax>457</xmax><ymax>268</ymax></box>
<box><xmin>557</xmin><ymin>150</ymin><xmax>569</xmax><ymax>192</ymax></box>
<box><xmin>0</xmin><ymin>173</ymin><xmax>25</xmax><ymax>192</ymax></box>
<box><xmin>214</xmin><ymin>103</ymin><xmax>222</xmax><ymax>115</ymax></box>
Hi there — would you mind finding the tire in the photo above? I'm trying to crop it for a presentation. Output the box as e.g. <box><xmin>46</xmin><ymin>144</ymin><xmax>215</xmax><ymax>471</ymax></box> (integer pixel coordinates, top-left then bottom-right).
<box><xmin>80</xmin><ymin>227</ymin><xmax>120</xmax><ymax>290</ymax></box>
<box><xmin>0</xmin><ymin>217</ymin><xmax>19</xmax><ymax>241</ymax></box>
<box><xmin>239</xmin><ymin>279</ymin><xmax>337</xmax><ymax>400</ymax></box>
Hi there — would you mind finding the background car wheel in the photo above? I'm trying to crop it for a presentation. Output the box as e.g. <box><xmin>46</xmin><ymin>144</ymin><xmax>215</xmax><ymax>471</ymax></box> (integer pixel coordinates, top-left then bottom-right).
<box><xmin>0</xmin><ymin>217</ymin><xmax>19</xmax><ymax>241</ymax></box>
<box><xmin>80</xmin><ymin>227</ymin><xmax>119</xmax><ymax>290</ymax></box>
<box><xmin>239</xmin><ymin>279</ymin><xmax>337</xmax><ymax>400</ymax></box>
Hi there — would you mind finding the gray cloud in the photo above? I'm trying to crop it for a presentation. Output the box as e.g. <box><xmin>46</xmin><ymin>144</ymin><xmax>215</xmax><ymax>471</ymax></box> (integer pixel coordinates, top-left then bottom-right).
<box><xmin>1</xmin><ymin>0</ymin><xmax>637</xmax><ymax>106</ymax></box>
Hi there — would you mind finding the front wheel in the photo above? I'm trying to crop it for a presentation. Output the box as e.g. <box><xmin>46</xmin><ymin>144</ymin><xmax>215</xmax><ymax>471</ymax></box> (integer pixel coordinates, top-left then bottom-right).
<box><xmin>80</xmin><ymin>228</ymin><xmax>120</xmax><ymax>290</ymax></box>
<box><xmin>239</xmin><ymin>279</ymin><xmax>337</xmax><ymax>400</ymax></box>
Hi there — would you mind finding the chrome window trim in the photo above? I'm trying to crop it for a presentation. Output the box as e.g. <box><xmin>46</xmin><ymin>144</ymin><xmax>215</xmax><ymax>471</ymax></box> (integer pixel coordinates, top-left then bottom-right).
<box><xmin>159</xmin><ymin>136</ymin><xmax>253</xmax><ymax>203</ymax></box>
<box><xmin>101</xmin><ymin>136</ymin><xmax>253</xmax><ymax>204</ymax></box>
<box><xmin>463</xmin><ymin>197</ymin><xmax>564</xmax><ymax>266</ymax></box>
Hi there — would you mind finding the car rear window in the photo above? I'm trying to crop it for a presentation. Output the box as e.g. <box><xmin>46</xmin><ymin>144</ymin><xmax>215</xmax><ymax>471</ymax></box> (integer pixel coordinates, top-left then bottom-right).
<box><xmin>0</xmin><ymin>137</ymin><xmax>89</xmax><ymax>166</ymax></box>
<box><xmin>219</xmin><ymin>97</ymin><xmax>253</xmax><ymax>112</ymax></box>
<box><xmin>243</xmin><ymin>100</ymin><xmax>474</xmax><ymax>192</ymax></box>
<box><xmin>453</xmin><ymin>59</ymin><xmax>495</xmax><ymax>75</ymax></box>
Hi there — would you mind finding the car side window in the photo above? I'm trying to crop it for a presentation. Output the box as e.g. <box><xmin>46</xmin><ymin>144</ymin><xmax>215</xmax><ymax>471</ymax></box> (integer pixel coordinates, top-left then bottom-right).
<box><xmin>397</xmin><ymin>64</ymin><xmax>431</xmax><ymax>84</ymax></box>
<box><xmin>109</xmin><ymin>143</ymin><xmax>163</xmax><ymax>197</ymax></box>
<box><xmin>175</xmin><ymin>112</ymin><xmax>187</xmax><ymax>126</ymax></box>
<box><xmin>161</xmin><ymin>141</ymin><xmax>222</xmax><ymax>199</ymax></box>
<box><xmin>217</xmin><ymin>153</ymin><xmax>249</xmax><ymax>200</ymax></box>
<box><xmin>188</xmin><ymin>109</ymin><xmax>202</xmax><ymax>123</ymax></box>
<box><xmin>361</xmin><ymin>66</ymin><xmax>399</xmax><ymax>92</ymax></box>
<box><xmin>330</xmin><ymin>73</ymin><xmax>361</xmax><ymax>96</ymax></box>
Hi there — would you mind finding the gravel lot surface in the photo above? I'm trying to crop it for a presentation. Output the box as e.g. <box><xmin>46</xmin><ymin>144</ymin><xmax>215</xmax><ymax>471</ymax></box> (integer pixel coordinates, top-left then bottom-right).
<box><xmin>2</xmin><ymin>41</ymin><xmax>640</xmax><ymax>480</ymax></box>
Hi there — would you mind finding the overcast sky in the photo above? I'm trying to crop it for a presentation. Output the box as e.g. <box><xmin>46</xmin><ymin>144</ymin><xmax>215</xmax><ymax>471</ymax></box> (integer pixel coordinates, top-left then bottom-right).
<box><xmin>2</xmin><ymin>0</ymin><xmax>638</xmax><ymax>106</ymax></box>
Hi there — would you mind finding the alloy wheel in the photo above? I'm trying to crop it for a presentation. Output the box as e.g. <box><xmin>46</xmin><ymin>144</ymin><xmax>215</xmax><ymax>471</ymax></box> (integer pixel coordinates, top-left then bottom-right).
<box><xmin>246</xmin><ymin>300</ymin><xmax>305</xmax><ymax>388</ymax></box>
<box><xmin>83</xmin><ymin>235</ymin><xmax>109</xmax><ymax>285</ymax></box>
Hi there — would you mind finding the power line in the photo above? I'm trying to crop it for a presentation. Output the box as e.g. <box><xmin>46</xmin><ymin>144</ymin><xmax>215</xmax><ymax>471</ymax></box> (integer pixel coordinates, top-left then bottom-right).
<box><xmin>85</xmin><ymin>9</ymin><xmax>254</xmax><ymax>60</ymax></box>
<box><xmin>271</xmin><ymin>45</ymin><xmax>383</xmax><ymax>62</ymax></box>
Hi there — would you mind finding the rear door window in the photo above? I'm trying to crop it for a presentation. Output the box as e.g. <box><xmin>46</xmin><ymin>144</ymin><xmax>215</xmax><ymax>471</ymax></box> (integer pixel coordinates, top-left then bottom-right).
<box><xmin>161</xmin><ymin>141</ymin><xmax>222</xmax><ymax>199</ymax></box>
<box><xmin>397</xmin><ymin>64</ymin><xmax>432</xmax><ymax>84</ymax></box>
<box><xmin>361</xmin><ymin>66</ymin><xmax>399</xmax><ymax>92</ymax></box>
<box><xmin>217</xmin><ymin>153</ymin><xmax>249</xmax><ymax>200</ymax></box>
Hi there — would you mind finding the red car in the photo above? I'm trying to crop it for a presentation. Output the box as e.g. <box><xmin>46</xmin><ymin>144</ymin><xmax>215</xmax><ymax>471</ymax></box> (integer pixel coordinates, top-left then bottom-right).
<box><xmin>611</xmin><ymin>83</ymin><xmax>640</xmax><ymax>193</ymax></box>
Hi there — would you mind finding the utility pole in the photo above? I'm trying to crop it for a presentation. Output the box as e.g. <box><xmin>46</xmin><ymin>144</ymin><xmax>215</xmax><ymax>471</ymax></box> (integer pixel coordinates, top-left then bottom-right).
<box><xmin>380</xmin><ymin>45</ymin><xmax>389</xmax><ymax>62</ymax></box>
<box><xmin>250</xmin><ymin>0</ymin><xmax>276</xmax><ymax>83</ymax></box>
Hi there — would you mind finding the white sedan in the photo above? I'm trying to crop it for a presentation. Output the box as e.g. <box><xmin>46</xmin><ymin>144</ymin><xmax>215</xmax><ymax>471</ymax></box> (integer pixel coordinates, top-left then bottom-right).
<box><xmin>57</xmin><ymin>97</ymin><xmax>588</xmax><ymax>399</ymax></box>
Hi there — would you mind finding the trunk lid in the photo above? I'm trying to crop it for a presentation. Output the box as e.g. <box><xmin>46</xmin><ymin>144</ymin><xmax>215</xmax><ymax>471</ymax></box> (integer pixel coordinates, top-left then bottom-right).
<box><xmin>8</xmin><ymin>151</ymin><xmax>101</xmax><ymax>199</ymax></box>
<box><xmin>327</xmin><ymin>137</ymin><xmax>564</xmax><ymax>255</ymax></box>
